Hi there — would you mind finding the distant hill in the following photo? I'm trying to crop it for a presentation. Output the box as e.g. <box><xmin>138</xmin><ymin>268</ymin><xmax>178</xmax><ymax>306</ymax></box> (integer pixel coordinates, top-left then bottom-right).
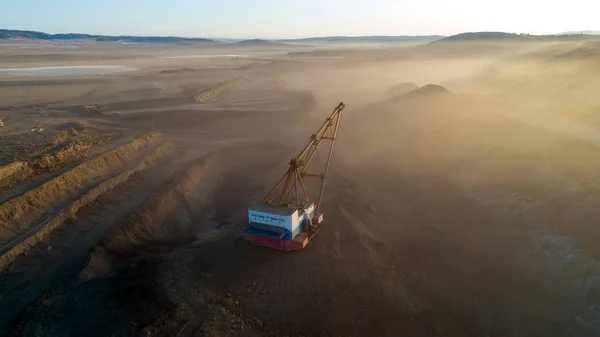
<box><xmin>234</xmin><ymin>39</ymin><xmax>287</xmax><ymax>46</ymax></box>
<box><xmin>433</xmin><ymin>31</ymin><xmax>600</xmax><ymax>43</ymax></box>
<box><xmin>434</xmin><ymin>32</ymin><xmax>531</xmax><ymax>42</ymax></box>
<box><xmin>0</xmin><ymin>29</ymin><xmax>445</xmax><ymax>45</ymax></box>
<box><xmin>558</xmin><ymin>30</ymin><xmax>600</xmax><ymax>36</ymax></box>
<box><xmin>0</xmin><ymin>29</ymin><xmax>215</xmax><ymax>43</ymax></box>
<box><xmin>279</xmin><ymin>35</ymin><xmax>444</xmax><ymax>43</ymax></box>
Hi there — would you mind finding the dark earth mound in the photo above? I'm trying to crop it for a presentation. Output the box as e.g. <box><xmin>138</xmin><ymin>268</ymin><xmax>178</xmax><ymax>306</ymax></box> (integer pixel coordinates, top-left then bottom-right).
<box><xmin>404</xmin><ymin>84</ymin><xmax>452</xmax><ymax>98</ymax></box>
<box><xmin>385</xmin><ymin>82</ymin><xmax>419</xmax><ymax>98</ymax></box>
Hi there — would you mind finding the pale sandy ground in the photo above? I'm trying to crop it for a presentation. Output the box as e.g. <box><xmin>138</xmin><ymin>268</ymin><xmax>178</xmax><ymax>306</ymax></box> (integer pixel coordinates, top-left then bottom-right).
<box><xmin>1</xmin><ymin>38</ymin><xmax>600</xmax><ymax>336</ymax></box>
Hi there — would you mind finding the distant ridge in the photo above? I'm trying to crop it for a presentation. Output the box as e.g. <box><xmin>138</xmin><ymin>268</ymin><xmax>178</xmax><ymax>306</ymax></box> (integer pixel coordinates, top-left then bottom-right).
<box><xmin>437</xmin><ymin>32</ymin><xmax>525</xmax><ymax>41</ymax></box>
<box><xmin>433</xmin><ymin>31</ymin><xmax>600</xmax><ymax>43</ymax></box>
<box><xmin>234</xmin><ymin>39</ymin><xmax>287</xmax><ymax>46</ymax></box>
<box><xmin>7</xmin><ymin>28</ymin><xmax>598</xmax><ymax>45</ymax></box>
<box><xmin>0</xmin><ymin>29</ymin><xmax>215</xmax><ymax>43</ymax></box>
<box><xmin>278</xmin><ymin>35</ymin><xmax>444</xmax><ymax>43</ymax></box>
<box><xmin>558</xmin><ymin>30</ymin><xmax>600</xmax><ymax>36</ymax></box>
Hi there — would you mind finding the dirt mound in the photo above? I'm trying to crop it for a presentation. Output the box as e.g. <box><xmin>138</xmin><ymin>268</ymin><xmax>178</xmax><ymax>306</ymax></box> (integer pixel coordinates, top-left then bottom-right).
<box><xmin>404</xmin><ymin>84</ymin><xmax>452</xmax><ymax>98</ymax></box>
<box><xmin>381</xmin><ymin>84</ymin><xmax>453</xmax><ymax>107</ymax></box>
<box><xmin>0</xmin><ymin>162</ymin><xmax>25</xmax><ymax>182</ymax></box>
<box><xmin>385</xmin><ymin>82</ymin><xmax>418</xmax><ymax>98</ymax></box>
<box><xmin>0</xmin><ymin>123</ymin><xmax>90</xmax><ymax>163</ymax></box>
<box><xmin>368</xmin><ymin>84</ymin><xmax>455</xmax><ymax>122</ymax></box>
<box><xmin>32</xmin><ymin>127</ymin><xmax>113</xmax><ymax>170</ymax></box>
<box><xmin>0</xmin><ymin>132</ymin><xmax>163</xmax><ymax>244</ymax></box>
<box><xmin>193</xmin><ymin>77</ymin><xmax>247</xmax><ymax>103</ymax></box>
<box><xmin>0</xmin><ymin>123</ymin><xmax>121</xmax><ymax>190</ymax></box>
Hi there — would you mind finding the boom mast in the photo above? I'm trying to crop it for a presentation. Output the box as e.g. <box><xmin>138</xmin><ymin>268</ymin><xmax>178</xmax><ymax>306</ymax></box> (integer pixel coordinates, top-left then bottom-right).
<box><xmin>263</xmin><ymin>102</ymin><xmax>345</xmax><ymax>217</ymax></box>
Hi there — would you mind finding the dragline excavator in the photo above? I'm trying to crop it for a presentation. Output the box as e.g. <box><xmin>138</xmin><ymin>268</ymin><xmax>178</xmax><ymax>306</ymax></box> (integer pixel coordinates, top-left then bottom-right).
<box><xmin>243</xmin><ymin>102</ymin><xmax>345</xmax><ymax>250</ymax></box>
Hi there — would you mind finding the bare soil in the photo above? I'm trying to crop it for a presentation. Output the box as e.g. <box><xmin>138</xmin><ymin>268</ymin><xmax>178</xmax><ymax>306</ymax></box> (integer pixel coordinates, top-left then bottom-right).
<box><xmin>1</xmin><ymin>39</ymin><xmax>600</xmax><ymax>337</ymax></box>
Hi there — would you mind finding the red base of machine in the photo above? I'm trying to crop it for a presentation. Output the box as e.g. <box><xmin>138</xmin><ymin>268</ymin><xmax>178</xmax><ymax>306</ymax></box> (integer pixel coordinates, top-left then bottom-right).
<box><xmin>242</xmin><ymin>232</ymin><xmax>309</xmax><ymax>251</ymax></box>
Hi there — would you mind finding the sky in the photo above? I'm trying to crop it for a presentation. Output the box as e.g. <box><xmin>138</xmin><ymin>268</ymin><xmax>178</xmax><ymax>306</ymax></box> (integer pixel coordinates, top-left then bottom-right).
<box><xmin>1</xmin><ymin>0</ymin><xmax>599</xmax><ymax>39</ymax></box>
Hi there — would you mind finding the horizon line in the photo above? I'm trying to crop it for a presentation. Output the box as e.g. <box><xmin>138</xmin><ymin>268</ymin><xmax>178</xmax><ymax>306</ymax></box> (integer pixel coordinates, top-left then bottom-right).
<box><xmin>2</xmin><ymin>28</ymin><xmax>600</xmax><ymax>41</ymax></box>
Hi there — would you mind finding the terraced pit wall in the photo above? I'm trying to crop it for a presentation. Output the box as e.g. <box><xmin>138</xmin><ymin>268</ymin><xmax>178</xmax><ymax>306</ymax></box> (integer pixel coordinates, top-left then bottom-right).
<box><xmin>81</xmin><ymin>144</ymin><xmax>293</xmax><ymax>279</ymax></box>
<box><xmin>95</xmin><ymin>153</ymin><xmax>221</xmax><ymax>259</ymax></box>
<box><xmin>0</xmin><ymin>127</ymin><xmax>120</xmax><ymax>190</ymax></box>
<box><xmin>194</xmin><ymin>77</ymin><xmax>247</xmax><ymax>103</ymax></box>
<box><xmin>0</xmin><ymin>133</ymin><xmax>174</xmax><ymax>270</ymax></box>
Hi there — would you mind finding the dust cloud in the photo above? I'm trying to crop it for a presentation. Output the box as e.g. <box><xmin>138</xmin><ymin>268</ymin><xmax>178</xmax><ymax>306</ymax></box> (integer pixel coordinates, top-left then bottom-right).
<box><xmin>1</xmin><ymin>38</ymin><xmax>600</xmax><ymax>336</ymax></box>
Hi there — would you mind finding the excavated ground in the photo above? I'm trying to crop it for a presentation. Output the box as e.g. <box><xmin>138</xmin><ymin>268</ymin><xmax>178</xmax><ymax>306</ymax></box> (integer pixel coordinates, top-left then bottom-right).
<box><xmin>0</xmin><ymin>125</ymin><xmax>182</xmax><ymax>330</ymax></box>
<box><xmin>6</xmin><ymin>143</ymin><xmax>295</xmax><ymax>336</ymax></box>
<box><xmin>0</xmin><ymin>133</ymin><xmax>168</xmax><ymax>249</ymax></box>
<box><xmin>3</xmin><ymin>41</ymin><xmax>600</xmax><ymax>337</ymax></box>
<box><xmin>8</xmin><ymin>89</ymin><xmax>600</xmax><ymax>337</ymax></box>
<box><xmin>0</xmin><ymin>123</ymin><xmax>121</xmax><ymax>191</ymax></box>
<box><xmin>0</xmin><ymin>58</ymin><xmax>319</xmax><ymax>334</ymax></box>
